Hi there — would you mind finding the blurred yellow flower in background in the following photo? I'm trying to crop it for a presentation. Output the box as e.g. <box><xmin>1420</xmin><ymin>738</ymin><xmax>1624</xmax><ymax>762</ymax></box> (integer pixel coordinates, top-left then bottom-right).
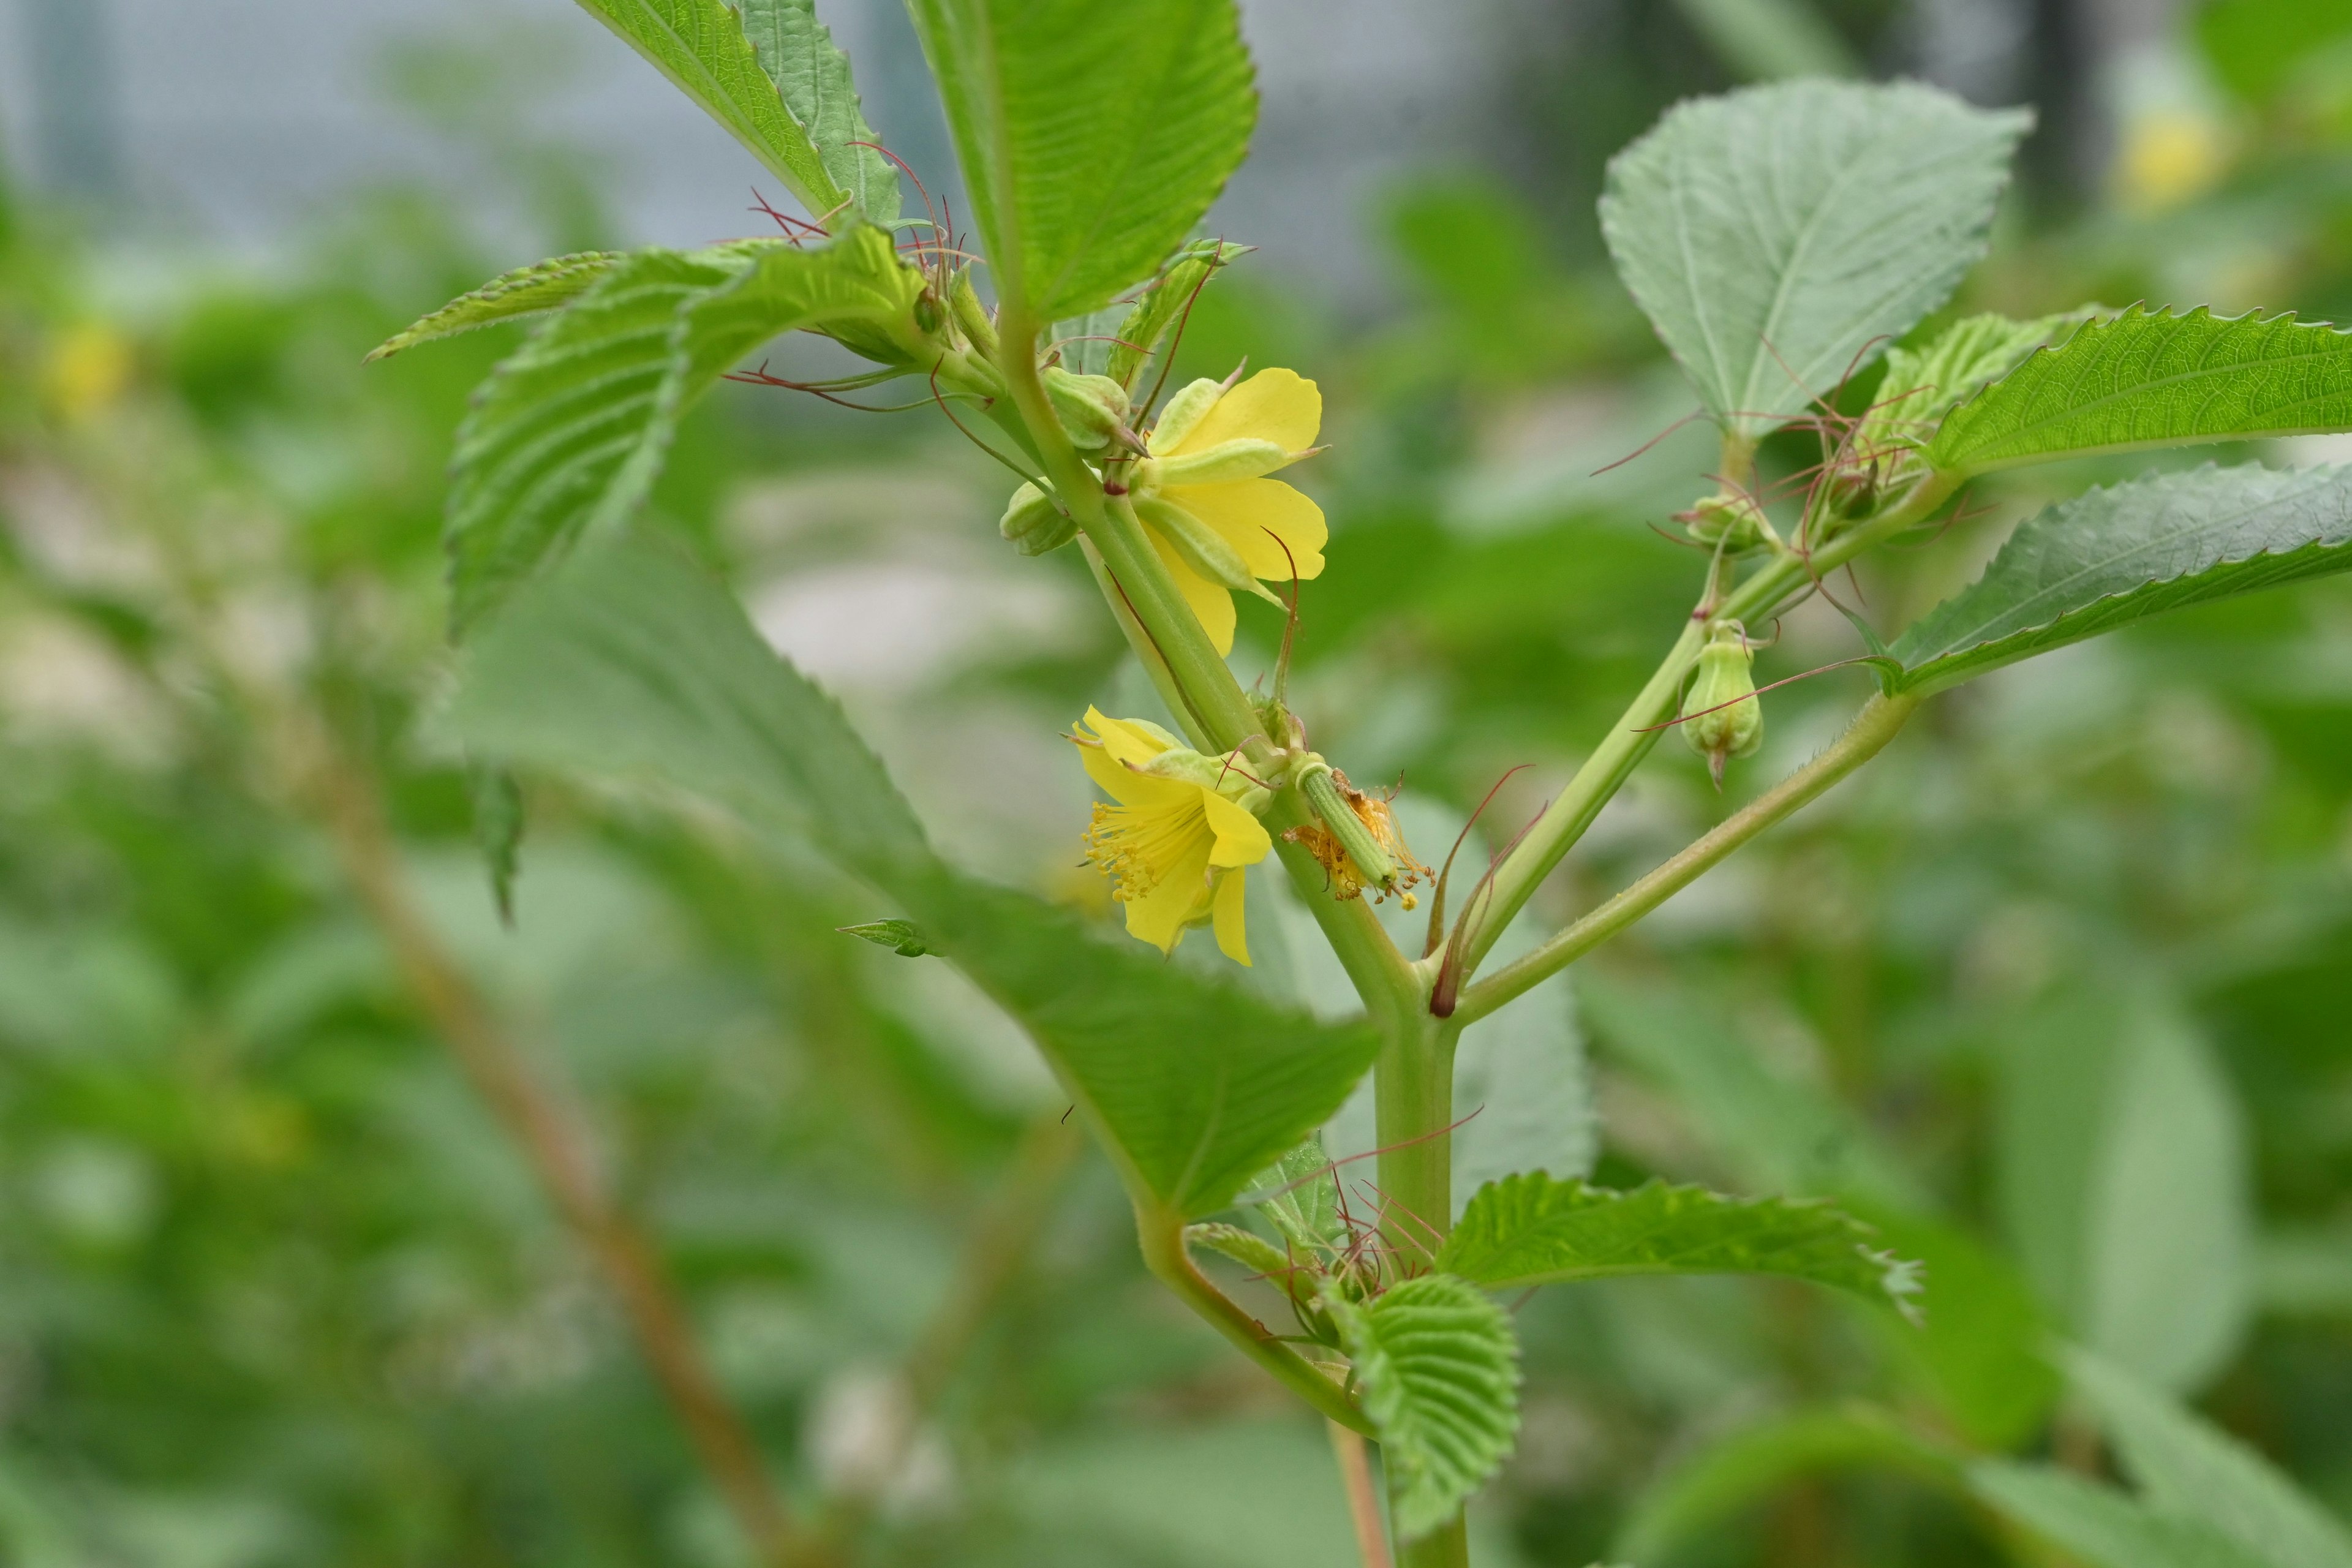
<box><xmin>1071</xmin><ymin>707</ymin><xmax>1272</xmax><ymax>964</ymax></box>
<box><xmin>42</xmin><ymin>322</ymin><xmax>134</xmax><ymax>424</ymax></box>
<box><xmin>2116</xmin><ymin>107</ymin><xmax>2230</xmax><ymax>213</ymax></box>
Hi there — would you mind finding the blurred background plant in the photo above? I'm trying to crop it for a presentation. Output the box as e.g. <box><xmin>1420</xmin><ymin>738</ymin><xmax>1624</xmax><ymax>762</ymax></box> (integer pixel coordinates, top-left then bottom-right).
<box><xmin>0</xmin><ymin>0</ymin><xmax>2348</xmax><ymax>1564</ymax></box>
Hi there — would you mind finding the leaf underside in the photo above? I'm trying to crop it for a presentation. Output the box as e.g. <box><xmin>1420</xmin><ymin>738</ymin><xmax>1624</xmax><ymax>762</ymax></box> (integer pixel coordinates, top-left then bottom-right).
<box><xmin>1929</xmin><ymin>306</ymin><xmax>2352</xmax><ymax>473</ymax></box>
<box><xmin>1328</xmin><ymin>1273</ymin><xmax>1520</xmax><ymax>1540</ymax></box>
<box><xmin>1599</xmin><ymin>79</ymin><xmax>2029</xmax><ymax>439</ymax></box>
<box><xmin>447</xmin><ymin>537</ymin><xmax>1378</xmax><ymax>1218</ymax></box>
<box><xmin>905</xmin><ymin>0</ymin><xmax>1257</xmax><ymax>321</ymax></box>
<box><xmin>443</xmin><ymin>228</ymin><xmax>918</xmax><ymax>635</ymax></box>
<box><xmin>737</xmin><ymin>0</ymin><xmax>901</xmax><ymax>226</ymax></box>
<box><xmin>1886</xmin><ymin>462</ymin><xmax>2352</xmax><ymax>694</ymax></box>
<box><xmin>1439</xmin><ymin>1173</ymin><xmax>1920</xmax><ymax>1311</ymax></box>
<box><xmin>368</xmin><ymin>251</ymin><xmax>627</xmax><ymax>362</ymax></box>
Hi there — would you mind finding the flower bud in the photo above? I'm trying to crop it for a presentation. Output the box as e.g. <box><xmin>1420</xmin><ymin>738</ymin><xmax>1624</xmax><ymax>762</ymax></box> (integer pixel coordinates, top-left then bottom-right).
<box><xmin>1000</xmin><ymin>481</ymin><xmax>1076</xmax><ymax>556</ymax></box>
<box><xmin>1679</xmin><ymin>491</ymin><xmax>1776</xmax><ymax>553</ymax></box>
<box><xmin>1681</xmin><ymin>624</ymin><xmax>1763</xmax><ymax>787</ymax></box>
<box><xmin>1043</xmin><ymin>367</ymin><xmax>1131</xmax><ymax>451</ymax></box>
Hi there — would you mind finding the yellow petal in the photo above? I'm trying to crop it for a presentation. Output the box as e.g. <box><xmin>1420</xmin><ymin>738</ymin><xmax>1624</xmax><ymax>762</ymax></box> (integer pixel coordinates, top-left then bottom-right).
<box><xmin>1122</xmin><ymin>835</ymin><xmax>1215</xmax><ymax>952</ymax></box>
<box><xmin>1171</xmin><ymin>368</ymin><xmax>1321</xmax><ymax>456</ymax></box>
<box><xmin>1150</xmin><ymin>527</ymin><xmax>1237</xmax><ymax>655</ymax></box>
<box><xmin>1167</xmin><ymin>478</ymin><xmax>1327</xmax><ymax>583</ymax></box>
<box><xmin>1211</xmin><ymin>868</ymin><xmax>1251</xmax><ymax>966</ymax></box>
<box><xmin>1199</xmin><ymin>787</ymin><xmax>1273</xmax><ymax>867</ymax></box>
<box><xmin>1079</xmin><ymin>706</ymin><xmax>1172</xmax><ymax>769</ymax></box>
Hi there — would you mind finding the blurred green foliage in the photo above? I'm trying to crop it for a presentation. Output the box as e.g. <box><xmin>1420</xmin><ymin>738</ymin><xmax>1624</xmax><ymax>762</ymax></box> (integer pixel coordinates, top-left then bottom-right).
<box><xmin>1</xmin><ymin>5</ymin><xmax>2350</xmax><ymax>1566</ymax></box>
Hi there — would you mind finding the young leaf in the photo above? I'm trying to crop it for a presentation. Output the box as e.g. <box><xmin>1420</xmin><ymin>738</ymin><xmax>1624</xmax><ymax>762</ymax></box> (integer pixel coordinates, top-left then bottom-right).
<box><xmin>447</xmin><ymin>536</ymin><xmax>1379</xmax><ymax>1218</ymax></box>
<box><xmin>1106</xmin><ymin>239</ymin><xmax>1250</xmax><ymax>390</ymax></box>
<box><xmin>1883</xmin><ymin>463</ymin><xmax>2352</xmax><ymax>695</ymax></box>
<box><xmin>445</xmin><ymin>228</ymin><xmax>920</xmax><ymax>633</ymax></box>
<box><xmin>905</xmin><ymin>0</ymin><xmax>1256</xmax><ymax>321</ymax></box>
<box><xmin>1324</xmin><ymin>1273</ymin><xmax>1520</xmax><ymax>1540</ymax></box>
<box><xmin>737</xmin><ymin>0</ymin><xmax>900</xmax><ymax>227</ymax></box>
<box><xmin>1860</xmin><ymin>309</ymin><xmax>2094</xmax><ymax>458</ymax></box>
<box><xmin>1245</xmin><ymin>1134</ymin><xmax>1344</xmax><ymax>1253</ymax></box>
<box><xmin>1186</xmin><ymin>1220</ymin><xmax>1298</xmax><ymax>1283</ymax></box>
<box><xmin>1599</xmin><ymin>80</ymin><xmax>2029</xmax><ymax>439</ymax></box>
<box><xmin>568</xmin><ymin>0</ymin><xmax>848</xmax><ymax>217</ymax></box>
<box><xmin>466</xmin><ymin>760</ymin><xmax>526</xmax><ymax>927</ymax></box>
<box><xmin>366</xmin><ymin>251</ymin><xmax>625</xmax><ymax>362</ymax></box>
<box><xmin>1439</xmin><ymin>1174</ymin><xmax>1921</xmax><ymax>1312</ymax></box>
<box><xmin>838</xmin><ymin>918</ymin><xmax>929</xmax><ymax>956</ymax></box>
<box><xmin>1929</xmin><ymin>306</ymin><xmax>2352</xmax><ymax>473</ymax></box>
<box><xmin>2065</xmin><ymin>1350</ymin><xmax>2352</xmax><ymax>1568</ymax></box>
<box><xmin>1972</xmin><ymin>1463</ymin><xmax>2282</xmax><ymax>1568</ymax></box>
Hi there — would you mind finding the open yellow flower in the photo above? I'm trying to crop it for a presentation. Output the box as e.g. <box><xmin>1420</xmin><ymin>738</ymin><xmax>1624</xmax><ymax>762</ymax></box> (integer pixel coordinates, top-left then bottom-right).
<box><xmin>1071</xmin><ymin>707</ymin><xmax>1272</xmax><ymax>964</ymax></box>
<box><xmin>1130</xmin><ymin>368</ymin><xmax>1327</xmax><ymax>655</ymax></box>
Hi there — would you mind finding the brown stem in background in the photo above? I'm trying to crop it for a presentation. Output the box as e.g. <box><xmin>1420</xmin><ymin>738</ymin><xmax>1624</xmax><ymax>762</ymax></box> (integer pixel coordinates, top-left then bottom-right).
<box><xmin>301</xmin><ymin>737</ymin><xmax>823</xmax><ymax>1568</ymax></box>
<box><xmin>1330</xmin><ymin>1421</ymin><xmax>1395</xmax><ymax>1568</ymax></box>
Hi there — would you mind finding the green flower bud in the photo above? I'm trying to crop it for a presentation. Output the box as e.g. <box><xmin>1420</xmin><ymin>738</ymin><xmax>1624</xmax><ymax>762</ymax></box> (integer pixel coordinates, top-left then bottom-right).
<box><xmin>1042</xmin><ymin>367</ymin><xmax>1131</xmax><ymax>451</ymax></box>
<box><xmin>949</xmin><ymin>271</ymin><xmax>996</xmax><ymax>355</ymax></box>
<box><xmin>1000</xmin><ymin>481</ymin><xmax>1076</xmax><ymax>556</ymax></box>
<box><xmin>1679</xmin><ymin>491</ymin><xmax>1777</xmax><ymax>553</ymax></box>
<box><xmin>1681</xmin><ymin>624</ymin><xmax>1763</xmax><ymax>786</ymax></box>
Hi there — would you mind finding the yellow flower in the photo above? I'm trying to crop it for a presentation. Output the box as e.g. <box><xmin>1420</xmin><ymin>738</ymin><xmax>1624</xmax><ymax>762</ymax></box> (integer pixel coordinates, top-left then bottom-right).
<box><xmin>42</xmin><ymin>323</ymin><xmax>134</xmax><ymax>424</ymax></box>
<box><xmin>1071</xmin><ymin>706</ymin><xmax>1272</xmax><ymax>964</ymax></box>
<box><xmin>1130</xmin><ymin>368</ymin><xmax>1327</xmax><ymax>655</ymax></box>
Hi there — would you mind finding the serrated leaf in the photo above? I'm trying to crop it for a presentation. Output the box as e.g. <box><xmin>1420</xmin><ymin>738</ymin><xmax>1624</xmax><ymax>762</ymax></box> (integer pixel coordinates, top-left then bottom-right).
<box><xmin>367</xmin><ymin>252</ymin><xmax>626</xmax><ymax>362</ymax></box>
<box><xmin>569</xmin><ymin>0</ymin><xmax>846</xmax><ymax>216</ymax></box>
<box><xmin>1929</xmin><ymin>306</ymin><xmax>2352</xmax><ymax>473</ymax></box>
<box><xmin>905</xmin><ymin>0</ymin><xmax>1256</xmax><ymax>322</ymax></box>
<box><xmin>1599</xmin><ymin>80</ymin><xmax>2028</xmax><ymax>440</ymax></box>
<box><xmin>838</xmin><ymin>918</ymin><xmax>928</xmax><ymax>956</ymax></box>
<box><xmin>1860</xmin><ymin>310</ymin><xmax>2094</xmax><ymax>459</ymax></box>
<box><xmin>1884</xmin><ymin>463</ymin><xmax>2352</xmax><ymax>695</ymax></box>
<box><xmin>737</xmin><ymin>0</ymin><xmax>900</xmax><ymax>227</ymax></box>
<box><xmin>1439</xmin><ymin>1174</ymin><xmax>1920</xmax><ymax>1313</ymax></box>
<box><xmin>2065</xmin><ymin>1350</ymin><xmax>2352</xmax><ymax>1568</ymax></box>
<box><xmin>1325</xmin><ymin>1273</ymin><xmax>1520</xmax><ymax>1539</ymax></box>
<box><xmin>1106</xmin><ymin>239</ymin><xmax>1250</xmax><ymax>390</ymax></box>
<box><xmin>445</xmin><ymin>228</ymin><xmax>920</xmax><ymax>634</ymax></box>
<box><xmin>445</xmin><ymin>535</ymin><xmax>1379</xmax><ymax>1217</ymax></box>
<box><xmin>1244</xmin><ymin>1134</ymin><xmax>1343</xmax><ymax>1253</ymax></box>
<box><xmin>1973</xmin><ymin>1463</ymin><xmax>2283</xmax><ymax>1568</ymax></box>
<box><xmin>466</xmin><ymin>760</ymin><xmax>525</xmax><ymax>927</ymax></box>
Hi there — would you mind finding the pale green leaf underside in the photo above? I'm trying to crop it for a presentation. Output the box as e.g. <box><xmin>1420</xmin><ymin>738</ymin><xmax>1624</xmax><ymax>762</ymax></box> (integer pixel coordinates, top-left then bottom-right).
<box><xmin>1599</xmin><ymin>80</ymin><xmax>2029</xmax><ymax>438</ymax></box>
<box><xmin>1885</xmin><ymin>463</ymin><xmax>2352</xmax><ymax>694</ymax></box>
<box><xmin>1930</xmin><ymin>306</ymin><xmax>2352</xmax><ymax>473</ymax></box>
<box><xmin>1327</xmin><ymin>1273</ymin><xmax>1520</xmax><ymax>1540</ymax></box>
<box><xmin>447</xmin><ymin>537</ymin><xmax>1378</xmax><ymax>1217</ymax></box>
<box><xmin>570</xmin><ymin>0</ymin><xmax>845</xmax><ymax>215</ymax></box>
<box><xmin>2065</xmin><ymin>1350</ymin><xmax>2352</xmax><ymax>1568</ymax></box>
<box><xmin>1973</xmin><ymin>1464</ymin><xmax>2283</xmax><ymax>1568</ymax></box>
<box><xmin>1439</xmin><ymin>1173</ymin><xmax>1920</xmax><ymax>1311</ymax></box>
<box><xmin>737</xmin><ymin>0</ymin><xmax>900</xmax><ymax>226</ymax></box>
<box><xmin>444</xmin><ymin>228</ymin><xmax>918</xmax><ymax>635</ymax></box>
<box><xmin>906</xmin><ymin>0</ymin><xmax>1256</xmax><ymax>321</ymax></box>
<box><xmin>1246</xmin><ymin>1135</ymin><xmax>1343</xmax><ymax>1253</ymax></box>
<box><xmin>367</xmin><ymin>252</ymin><xmax>627</xmax><ymax>362</ymax></box>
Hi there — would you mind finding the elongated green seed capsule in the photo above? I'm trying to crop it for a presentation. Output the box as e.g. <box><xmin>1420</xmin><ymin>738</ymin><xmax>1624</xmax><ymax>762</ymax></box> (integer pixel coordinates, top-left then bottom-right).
<box><xmin>1681</xmin><ymin>624</ymin><xmax>1763</xmax><ymax>786</ymax></box>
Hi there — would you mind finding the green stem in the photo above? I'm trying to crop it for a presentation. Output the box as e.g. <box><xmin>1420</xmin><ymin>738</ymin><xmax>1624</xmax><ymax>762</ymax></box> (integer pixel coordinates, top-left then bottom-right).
<box><xmin>1399</xmin><ymin>1517</ymin><xmax>1471</xmax><ymax>1568</ymax></box>
<box><xmin>1453</xmin><ymin>689</ymin><xmax>1924</xmax><ymax>1024</ymax></box>
<box><xmin>1373</xmin><ymin>1012</ymin><xmax>1460</xmax><ymax>1266</ymax></box>
<box><xmin>1136</xmin><ymin>1203</ymin><xmax>1376</xmax><ymax>1436</ymax></box>
<box><xmin>1462</xmin><ymin>472</ymin><xmax>1958</xmax><ymax>978</ymax></box>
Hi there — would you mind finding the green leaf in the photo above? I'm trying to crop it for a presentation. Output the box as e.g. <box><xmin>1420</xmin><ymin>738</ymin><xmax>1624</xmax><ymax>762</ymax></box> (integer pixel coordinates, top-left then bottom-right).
<box><xmin>1106</xmin><ymin>239</ymin><xmax>1250</xmax><ymax>390</ymax></box>
<box><xmin>444</xmin><ymin>228</ymin><xmax>920</xmax><ymax>633</ymax></box>
<box><xmin>1449</xmin><ymin>963</ymin><xmax>1594</xmax><ymax>1218</ymax></box>
<box><xmin>737</xmin><ymin>0</ymin><xmax>900</xmax><ymax>226</ymax></box>
<box><xmin>1668</xmin><ymin>0</ymin><xmax>1860</xmax><ymax>81</ymax></box>
<box><xmin>1245</xmin><ymin>1134</ymin><xmax>1343</xmax><ymax>1253</ymax></box>
<box><xmin>1185</xmin><ymin>1221</ymin><xmax>1298</xmax><ymax>1283</ymax></box>
<box><xmin>465</xmin><ymin>761</ymin><xmax>526</xmax><ymax>927</ymax></box>
<box><xmin>1973</xmin><ymin>1463</ymin><xmax>2283</xmax><ymax>1568</ymax></box>
<box><xmin>837</xmin><ymin>918</ymin><xmax>929</xmax><ymax>956</ymax></box>
<box><xmin>1860</xmin><ymin>310</ymin><xmax>2094</xmax><ymax>461</ymax></box>
<box><xmin>1928</xmin><ymin>307</ymin><xmax>2352</xmax><ymax>473</ymax></box>
<box><xmin>1599</xmin><ymin>80</ymin><xmax>2028</xmax><ymax>440</ymax></box>
<box><xmin>2065</xmin><ymin>1350</ymin><xmax>2352</xmax><ymax>1568</ymax></box>
<box><xmin>1858</xmin><ymin>1208</ymin><xmax>2059</xmax><ymax>1449</ymax></box>
<box><xmin>1885</xmin><ymin>463</ymin><xmax>2352</xmax><ymax>696</ymax></box>
<box><xmin>568</xmin><ymin>0</ymin><xmax>846</xmax><ymax>216</ymax></box>
<box><xmin>1439</xmin><ymin>1174</ymin><xmax>1921</xmax><ymax>1312</ymax></box>
<box><xmin>1325</xmin><ymin>1273</ymin><xmax>1520</xmax><ymax>1539</ymax></box>
<box><xmin>446</xmin><ymin>536</ymin><xmax>1379</xmax><ymax>1217</ymax></box>
<box><xmin>366</xmin><ymin>251</ymin><xmax>625</xmax><ymax>362</ymax></box>
<box><xmin>905</xmin><ymin>0</ymin><xmax>1256</xmax><ymax>321</ymax></box>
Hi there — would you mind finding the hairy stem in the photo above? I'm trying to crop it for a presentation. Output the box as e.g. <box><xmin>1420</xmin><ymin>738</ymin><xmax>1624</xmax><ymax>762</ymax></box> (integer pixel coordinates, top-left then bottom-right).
<box><xmin>1455</xmin><ymin>690</ymin><xmax>1924</xmax><ymax>1023</ymax></box>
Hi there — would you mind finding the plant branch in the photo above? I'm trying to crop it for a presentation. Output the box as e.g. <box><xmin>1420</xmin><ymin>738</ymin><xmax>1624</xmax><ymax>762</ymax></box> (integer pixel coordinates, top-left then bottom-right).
<box><xmin>1330</xmin><ymin>1422</ymin><xmax>1395</xmax><ymax>1568</ymax></box>
<box><xmin>1453</xmin><ymin>689</ymin><xmax>1924</xmax><ymax>1024</ymax></box>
